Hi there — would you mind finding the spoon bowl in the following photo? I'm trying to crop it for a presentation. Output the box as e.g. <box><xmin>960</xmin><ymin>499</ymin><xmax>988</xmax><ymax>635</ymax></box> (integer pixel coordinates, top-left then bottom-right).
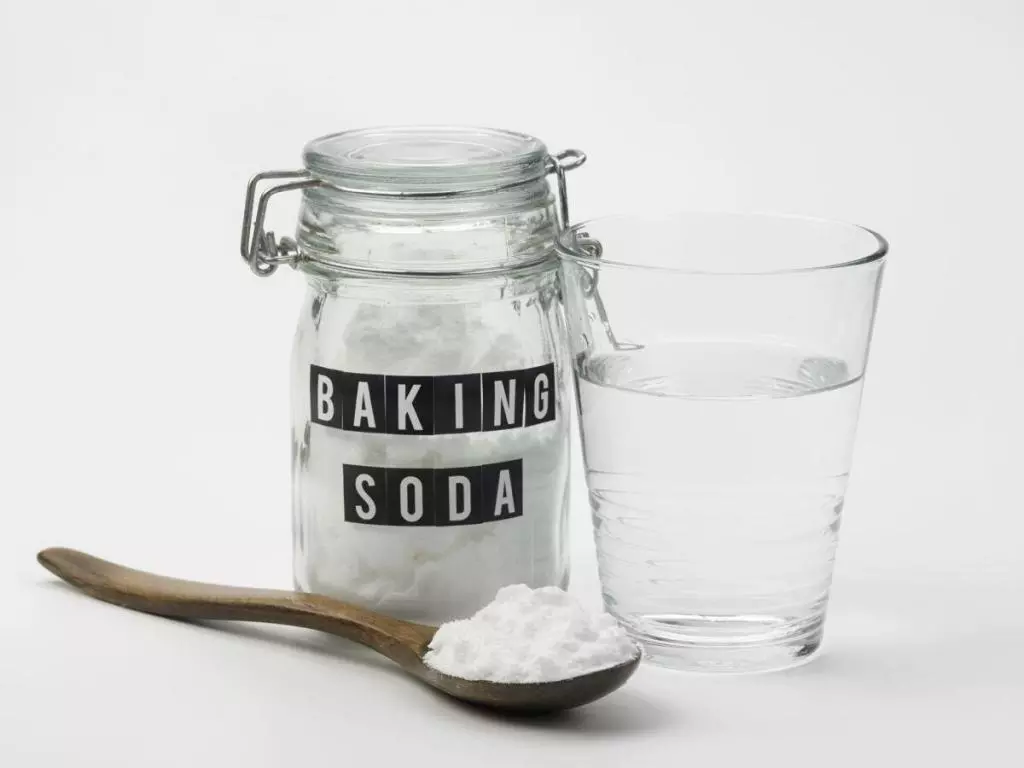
<box><xmin>37</xmin><ymin>548</ymin><xmax>640</xmax><ymax>713</ymax></box>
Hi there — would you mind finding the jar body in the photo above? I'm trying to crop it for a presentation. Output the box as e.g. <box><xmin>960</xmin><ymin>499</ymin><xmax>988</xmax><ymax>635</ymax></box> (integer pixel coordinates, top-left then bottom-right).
<box><xmin>290</xmin><ymin>263</ymin><xmax>571</xmax><ymax>623</ymax></box>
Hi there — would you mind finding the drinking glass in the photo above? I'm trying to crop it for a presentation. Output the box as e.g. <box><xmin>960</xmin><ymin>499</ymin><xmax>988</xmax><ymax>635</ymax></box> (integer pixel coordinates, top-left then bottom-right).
<box><xmin>557</xmin><ymin>213</ymin><xmax>887</xmax><ymax>672</ymax></box>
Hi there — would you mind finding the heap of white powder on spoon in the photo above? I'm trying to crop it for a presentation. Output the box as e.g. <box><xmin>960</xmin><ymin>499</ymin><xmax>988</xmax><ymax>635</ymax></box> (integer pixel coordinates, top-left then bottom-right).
<box><xmin>423</xmin><ymin>584</ymin><xmax>640</xmax><ymax>683</ymax></box>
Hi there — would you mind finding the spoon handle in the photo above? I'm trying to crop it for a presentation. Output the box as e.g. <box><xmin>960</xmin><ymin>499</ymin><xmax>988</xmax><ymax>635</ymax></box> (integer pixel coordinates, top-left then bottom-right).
<box><xmin>37</xmin><ymin>548</ymin><xmax>435</xmax><ymax>667</ymax></box>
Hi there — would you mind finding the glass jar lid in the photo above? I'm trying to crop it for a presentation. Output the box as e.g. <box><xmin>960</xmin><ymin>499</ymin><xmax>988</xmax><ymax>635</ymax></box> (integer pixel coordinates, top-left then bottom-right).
<box><xmin>240</xmin><ymin>126</ymin><xmax>585</xmax><ymax>277</ymax></box>
<box><xmin>302</xmin><ymin>126</ymin><xmax>551</xmax><ymax>196</ymax></box>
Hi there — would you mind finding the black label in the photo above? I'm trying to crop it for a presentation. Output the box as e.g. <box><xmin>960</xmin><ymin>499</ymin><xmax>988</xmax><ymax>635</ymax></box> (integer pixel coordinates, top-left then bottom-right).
<box><xmin>384</xmin><ymin>375</ymin><xmax>434</xmax><ymax>435</ymax></box>
<box><xmin>341</xmin><ymin>464</ymin><xmax>387</xmax><ymax>525</ymax></box>
<box><xmin>435</xmin><ymin>465</ymin><xmax>484</xmax><ymax>526</ymax></box>
<box><xmin>481</xmin><ymin>370</ymin><xmax>525</xmax><ymax>431</ymax></box>
<box><xmin>340</xmin><ymin>373</ymin><xmax>386</xmax><ymax>433</ymax></box>
<box><xmin>342</xmin><ymin>460</ymin><xmax>523</xmax><ymax>527</ymax></box>
<box><xmin>309</xmin><ymin>365</ymin><xmax>345</xmax><ymax>430</ymax></box>
<box><xmin>433</xmin><ymin>374</ymin><xmax>483</xmax><ymax>434</ymax></box>
<box><xmin>311</xmin><ymin>364</ymin><xmax>556</xmax><ymax>435</ymax></box>
<box><xmin>522</xmin><ymin>363</ymin><xmax>557</xmax><ymax>427</ymax></box>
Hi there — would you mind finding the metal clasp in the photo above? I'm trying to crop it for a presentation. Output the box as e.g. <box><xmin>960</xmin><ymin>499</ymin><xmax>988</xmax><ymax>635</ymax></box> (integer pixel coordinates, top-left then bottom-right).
<box><xmin>548</xmin><ymin>149</ymin><xmax>586</xmax><ymax>232</ymax></box>
<box><xmin>240</xmin><ymin>170</ymin><xmax>320</xmax><ymax>276</ymax></box>
<box><xmin>240</xmin><ymin>149</ymin><xmax>585</xmax><ymax>277</ymax></box>
<box><xmin>575</xmin><ymin>232</ymin><xmax>640</xmax><ymax>352</ymax></box>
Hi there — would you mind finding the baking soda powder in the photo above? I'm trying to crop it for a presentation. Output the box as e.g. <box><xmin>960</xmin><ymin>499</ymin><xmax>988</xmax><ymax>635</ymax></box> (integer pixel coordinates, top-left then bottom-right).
<box><xmin>424</xmin><ymin>584</ymin><xmax>639</xmax><ymax>683</ymax></box>
<box><xmin>293</xmin><ymin>301</ymin><xmax>571</xmax><ymax>624</ymax></box>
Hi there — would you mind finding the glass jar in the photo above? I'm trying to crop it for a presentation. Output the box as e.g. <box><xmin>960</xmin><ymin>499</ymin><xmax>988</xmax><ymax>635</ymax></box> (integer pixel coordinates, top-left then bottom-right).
<box><xmin>240</xmin><ymin>127</ymin><xmax>585</xmax><ymax>624</ymax></box>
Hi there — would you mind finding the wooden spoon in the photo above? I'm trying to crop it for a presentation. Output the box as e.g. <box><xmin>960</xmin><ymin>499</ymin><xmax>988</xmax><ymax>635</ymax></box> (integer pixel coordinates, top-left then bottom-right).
<box><xmin>37</xmin><ymin>548</ymin><xmax>640</xmax><ymax>713</ymax></box>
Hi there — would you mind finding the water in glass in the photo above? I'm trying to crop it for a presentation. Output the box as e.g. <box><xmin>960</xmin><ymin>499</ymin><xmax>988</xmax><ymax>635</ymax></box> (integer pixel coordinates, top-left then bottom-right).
<box><xmin>576</xmin><ymin>339</ymin><xmax>863</xmax><ymax>671</ymax></box>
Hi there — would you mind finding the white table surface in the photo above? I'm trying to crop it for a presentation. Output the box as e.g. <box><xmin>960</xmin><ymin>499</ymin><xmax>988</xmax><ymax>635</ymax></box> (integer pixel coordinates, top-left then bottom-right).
<box><xmin>3</xmin><ymin>0</ymin><xmax>1023</xmax><ymax>764</ymax></box>
<box><xmin>5</xmin><ymin>455</ymin><xmax>1022</xmax><ymax>767</ymax></box>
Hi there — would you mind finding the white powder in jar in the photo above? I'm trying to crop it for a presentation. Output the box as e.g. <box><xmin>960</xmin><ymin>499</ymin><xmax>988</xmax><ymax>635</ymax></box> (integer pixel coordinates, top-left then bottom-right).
<box><xmin>294</xmin><ymin>299</ymin><xmax>570</xmax><ymax>625</ymax></box>
<box><xmin>424</xmin><ymin>584</ymin><xmax>639</xmax><ymax>683</ymax></box>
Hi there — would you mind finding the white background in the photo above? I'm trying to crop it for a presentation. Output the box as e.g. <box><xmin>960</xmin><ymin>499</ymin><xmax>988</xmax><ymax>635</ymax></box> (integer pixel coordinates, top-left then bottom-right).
<box><xmin>2</xmin><ymin>0</ymin><xmax>1022</xmax><ymax>765</ymax></box>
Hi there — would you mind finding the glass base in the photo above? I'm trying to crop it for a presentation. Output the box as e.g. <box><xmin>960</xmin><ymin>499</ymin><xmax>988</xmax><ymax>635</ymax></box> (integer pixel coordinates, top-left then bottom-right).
<box><xmin>619</xmin><ymin>612</ymin><xmax>825</xmax><ymax>674</ymax></box>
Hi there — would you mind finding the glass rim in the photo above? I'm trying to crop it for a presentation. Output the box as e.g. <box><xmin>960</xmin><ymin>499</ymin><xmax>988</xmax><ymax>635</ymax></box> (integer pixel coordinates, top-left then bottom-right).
<box><xmin>555</xmin><ymin>212</ymin><xmax>889</xmax><ymax>276</ymax></box>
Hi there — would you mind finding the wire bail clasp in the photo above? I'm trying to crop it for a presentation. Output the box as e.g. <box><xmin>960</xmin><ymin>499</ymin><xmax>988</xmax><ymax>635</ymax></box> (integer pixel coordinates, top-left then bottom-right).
<box><xmin>240</xmin><ymin>170</ymin><xmax>320</xmax><ymax>277</ymax></box>
<box><xmin>240</xmin><ymin>147</ymin><xmax>585</xmax><ymax>277</ymax></box>
<box><xmin>548</xmin><ymin>149</ymin><xmax>586</xmax><ymax>232</ymax></box>
<box><xmin>574</xmin><ymin>227</ymin><xmax>641</xmax><ymax>353</ymax></box>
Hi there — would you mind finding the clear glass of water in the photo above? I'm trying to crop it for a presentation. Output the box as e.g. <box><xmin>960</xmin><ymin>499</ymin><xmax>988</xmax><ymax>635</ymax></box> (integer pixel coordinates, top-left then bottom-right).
<box><xmin>556</xmin><ymin>213</ymin><xmax>887</xmax><ymax>673</ymax></box>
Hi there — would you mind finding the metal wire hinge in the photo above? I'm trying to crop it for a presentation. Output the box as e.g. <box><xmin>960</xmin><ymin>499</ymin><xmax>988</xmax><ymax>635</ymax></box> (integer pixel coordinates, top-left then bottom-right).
<box><xmin>240</xmin><ymin>170</ymin><xmax>320</xmax><ymax>276</ymax></box>
<box><xmin>239</xmin><ymin>149</ymin><xmax>586</xmax><ymax>277</ymax></box>
<box><xmin>575</xmin><ymin>229</ymin><xmax>639</xmax><ymax>352</ymax></box>
<box><xmin>548</xmin><ymin>149</ymin><xmax>586</xmax><ymax>231</ymax></box>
